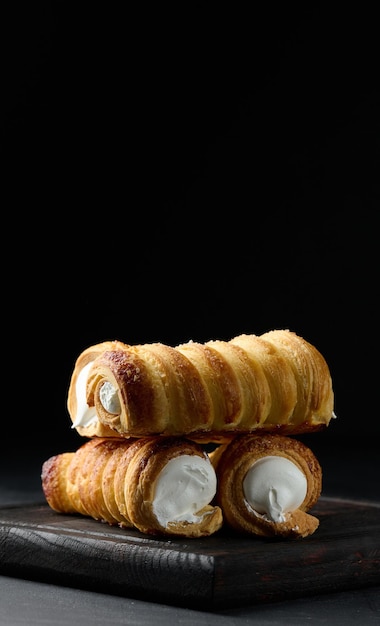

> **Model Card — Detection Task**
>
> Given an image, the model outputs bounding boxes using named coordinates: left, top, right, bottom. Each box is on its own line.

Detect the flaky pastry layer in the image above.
left=67, top=330, right=335, bottom=442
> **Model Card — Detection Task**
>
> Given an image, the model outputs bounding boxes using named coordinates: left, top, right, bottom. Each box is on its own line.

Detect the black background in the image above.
left=3, top=4, right=379, bottom=457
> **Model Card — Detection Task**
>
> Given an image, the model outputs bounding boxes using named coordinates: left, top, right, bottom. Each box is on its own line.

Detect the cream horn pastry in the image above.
left=67, top=330, right=335, bottom=441
left=41, top=436, right=223, bottom=538
left=210, top=433, right=322, bottom=538
left=67, top=341, right=128, bottom=438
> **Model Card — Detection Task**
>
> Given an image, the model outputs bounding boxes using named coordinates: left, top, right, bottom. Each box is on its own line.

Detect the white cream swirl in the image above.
left=152, top=455, right=217, bottom=527
left=71, top=361, right=98, bottom=428
left=243, top=455, right=307, bottom=523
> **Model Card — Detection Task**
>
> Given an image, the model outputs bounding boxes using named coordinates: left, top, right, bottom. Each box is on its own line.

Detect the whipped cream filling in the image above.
left=243, top=455, right=307, bottom=523
left=99, top=381, right=121, bottom=414
left=71, top=362, right=99, bottom=428
left=152, top=455, right=217, bottom=527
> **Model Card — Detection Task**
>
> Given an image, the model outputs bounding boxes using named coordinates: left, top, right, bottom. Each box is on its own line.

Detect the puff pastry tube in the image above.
left=67, top=330, right=335, bottom=442
left=67, top=341, right=128, bottom=438
left=210, top=433, right=322, bottom=538
left=41, top=436, right=223, bottom=538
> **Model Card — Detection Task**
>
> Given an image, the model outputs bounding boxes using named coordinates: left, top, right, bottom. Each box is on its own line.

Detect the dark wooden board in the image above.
left=0, top=497, right=379, bottom=609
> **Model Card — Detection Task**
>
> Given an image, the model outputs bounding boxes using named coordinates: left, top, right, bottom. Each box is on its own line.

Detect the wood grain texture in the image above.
left=0, top=497, right=379, bottom=609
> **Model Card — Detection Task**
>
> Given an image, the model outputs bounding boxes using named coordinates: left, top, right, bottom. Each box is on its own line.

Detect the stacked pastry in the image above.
left=42, top=329, right=335, bottom=539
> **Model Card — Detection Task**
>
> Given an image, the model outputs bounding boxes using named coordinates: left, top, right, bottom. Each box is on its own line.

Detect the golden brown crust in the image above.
left=204, top=340, right=272, bottom=430
left=176, top=342, right=243, bottom=431
left=88, top=348, right=167, bottom=437
left=41, top=437, right=223, bottom=538
left=78, top=438, right=130, bottom=524
left=67, top=330, right=334, bottom=441
left=210, top=433, right=322, bottom=538
left=113, top=438, right=148, bottom=527
left=65, top=438, right=103, bottom=516
left=41, top=453, right=76, bottom=513
left=260, top=330, right=334, bottom=428
left=101, top=442, right=136, bottom=525
left=230, top=334, right=297, bottom=425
